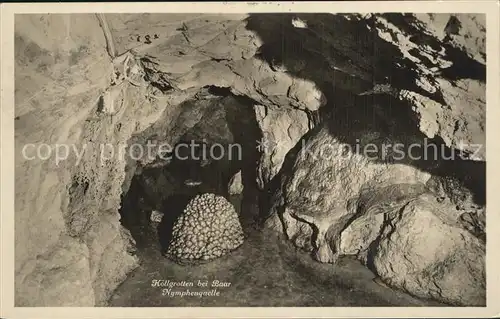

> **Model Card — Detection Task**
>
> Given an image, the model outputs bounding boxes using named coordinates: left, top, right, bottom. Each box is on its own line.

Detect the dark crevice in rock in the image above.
left=157, top=194, right=193, bottom=254
left=65, top=177, right=92, bottom=237
left=96, top=95, right=105, bottom=113
left=364, top=208, right=401, bottom=276
left=439, top=45, right=486, bottom=81
left=292, top=214, right=320, bottom=256
left=201, top=85, right=233, bottom=97
left=140, top=57, right=174, bottom=92
left=383, top=13, right=486, bottom=82
left=210, top=57, right=230, bottom=62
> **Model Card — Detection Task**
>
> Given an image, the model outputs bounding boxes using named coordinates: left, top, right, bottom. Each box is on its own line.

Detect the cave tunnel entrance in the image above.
left=118, top=87, right=263, bottom=259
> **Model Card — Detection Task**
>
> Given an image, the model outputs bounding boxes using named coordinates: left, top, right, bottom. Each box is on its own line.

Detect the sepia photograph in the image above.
left=1, top=1, right=499, bottom=318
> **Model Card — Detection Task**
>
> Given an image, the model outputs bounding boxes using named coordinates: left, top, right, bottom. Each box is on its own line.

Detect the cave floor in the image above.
left=108, top=211, right=444, bottom=307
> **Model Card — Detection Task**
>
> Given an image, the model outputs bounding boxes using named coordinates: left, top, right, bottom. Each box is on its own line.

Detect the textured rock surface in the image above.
left=166, top=193, right=245, bottom=262
left=265, top=123, right=432, bottom=262
left=14, top=14, right=139, bottom=306
left=246, top=13, right=486, bottom=159
left=265, top=119, right=486, bottom=305
left=108, top=13, right=327, bottom=112
left=339, top=214, right=384, bottom=261
left=228, top=170, right=244, bottom=195
left=362, top=13, right=486, bottom=159
left=14, top=12, right=486, bottom=307
left=372, top=194, right=485, bottom=306
left=255, top=104, right=312, bottom=188
left=254, top=12, right=486, bottom=306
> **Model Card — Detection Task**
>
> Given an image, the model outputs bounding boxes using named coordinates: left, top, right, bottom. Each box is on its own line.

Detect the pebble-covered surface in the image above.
left=165, top=193, right=245, bottom=263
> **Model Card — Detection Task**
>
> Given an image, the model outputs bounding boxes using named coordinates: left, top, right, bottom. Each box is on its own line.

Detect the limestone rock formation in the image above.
left=247, top=13, right=485, bottom=159
left=228, top=170, right=244, bottom=195
left=256, top=13, right=486, bottom=306
left=166, top=193, right=245, bottom=262
left=13, top=11, right=486, bottom=307
left=15, top=14, right=139, bottom=306
left=371, top=194, right=486, bottom=306
left=265, top=124, right=432, bottom=262
left=255, top=104, right=312, bottom=189
left=356, top=13, right=486, bottom=159
left=339, top=213, right=384, bottom=261
left=265, top=120, right=485, bottom=305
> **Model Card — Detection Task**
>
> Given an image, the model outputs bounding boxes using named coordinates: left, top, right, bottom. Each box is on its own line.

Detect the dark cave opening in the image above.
left=118, top=89, right=264, bottom=259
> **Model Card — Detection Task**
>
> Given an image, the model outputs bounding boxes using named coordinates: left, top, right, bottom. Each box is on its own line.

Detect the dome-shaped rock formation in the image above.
left=165, top=193, right=245, bottom=263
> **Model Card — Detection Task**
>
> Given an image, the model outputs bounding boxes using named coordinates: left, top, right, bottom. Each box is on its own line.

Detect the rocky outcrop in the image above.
left=245, top=13, right=485, bottom=160
left=258, top=12, right=486, bottom=305
left=371, top=194, right=485, bottom=306
left=228, top=170, right=243, bottom=195
left=255, top=104, right=312, bottom=189
left=370, top=13, right=486, bottom=160
left=15, top=14, right=201, bottom=306
left=265, top=117, right=486, bottom=305
left=368, top=13, right=486, bottom=159
left=265, top=123, right=432, bottom=261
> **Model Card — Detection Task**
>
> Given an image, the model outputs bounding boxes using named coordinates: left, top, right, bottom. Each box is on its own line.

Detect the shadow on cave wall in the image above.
left=222, top=93, right=264, bottom=227
left=157, top=193, right=193, bottom=254
left=245, top=13, right=485, bottom=205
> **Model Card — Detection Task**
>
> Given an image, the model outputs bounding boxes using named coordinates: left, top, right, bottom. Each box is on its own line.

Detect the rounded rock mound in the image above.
left=165, top=193, right=245, bottom=263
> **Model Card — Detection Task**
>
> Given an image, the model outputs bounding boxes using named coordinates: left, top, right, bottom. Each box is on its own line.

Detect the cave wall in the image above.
left=255, top=104, right=312, bottom=189
left=245, top=13, right=485, bottom=159
left=264, top=116, right=486, bottom=305
left=14, top=13, right=326, bottom=306
left=15, top=14, right=111, bottom=306
left=260, top=14, right=486, bottom=306
left=14, top=12, right=486, bottom=307
left=14, top=14, right=200, bottom=306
